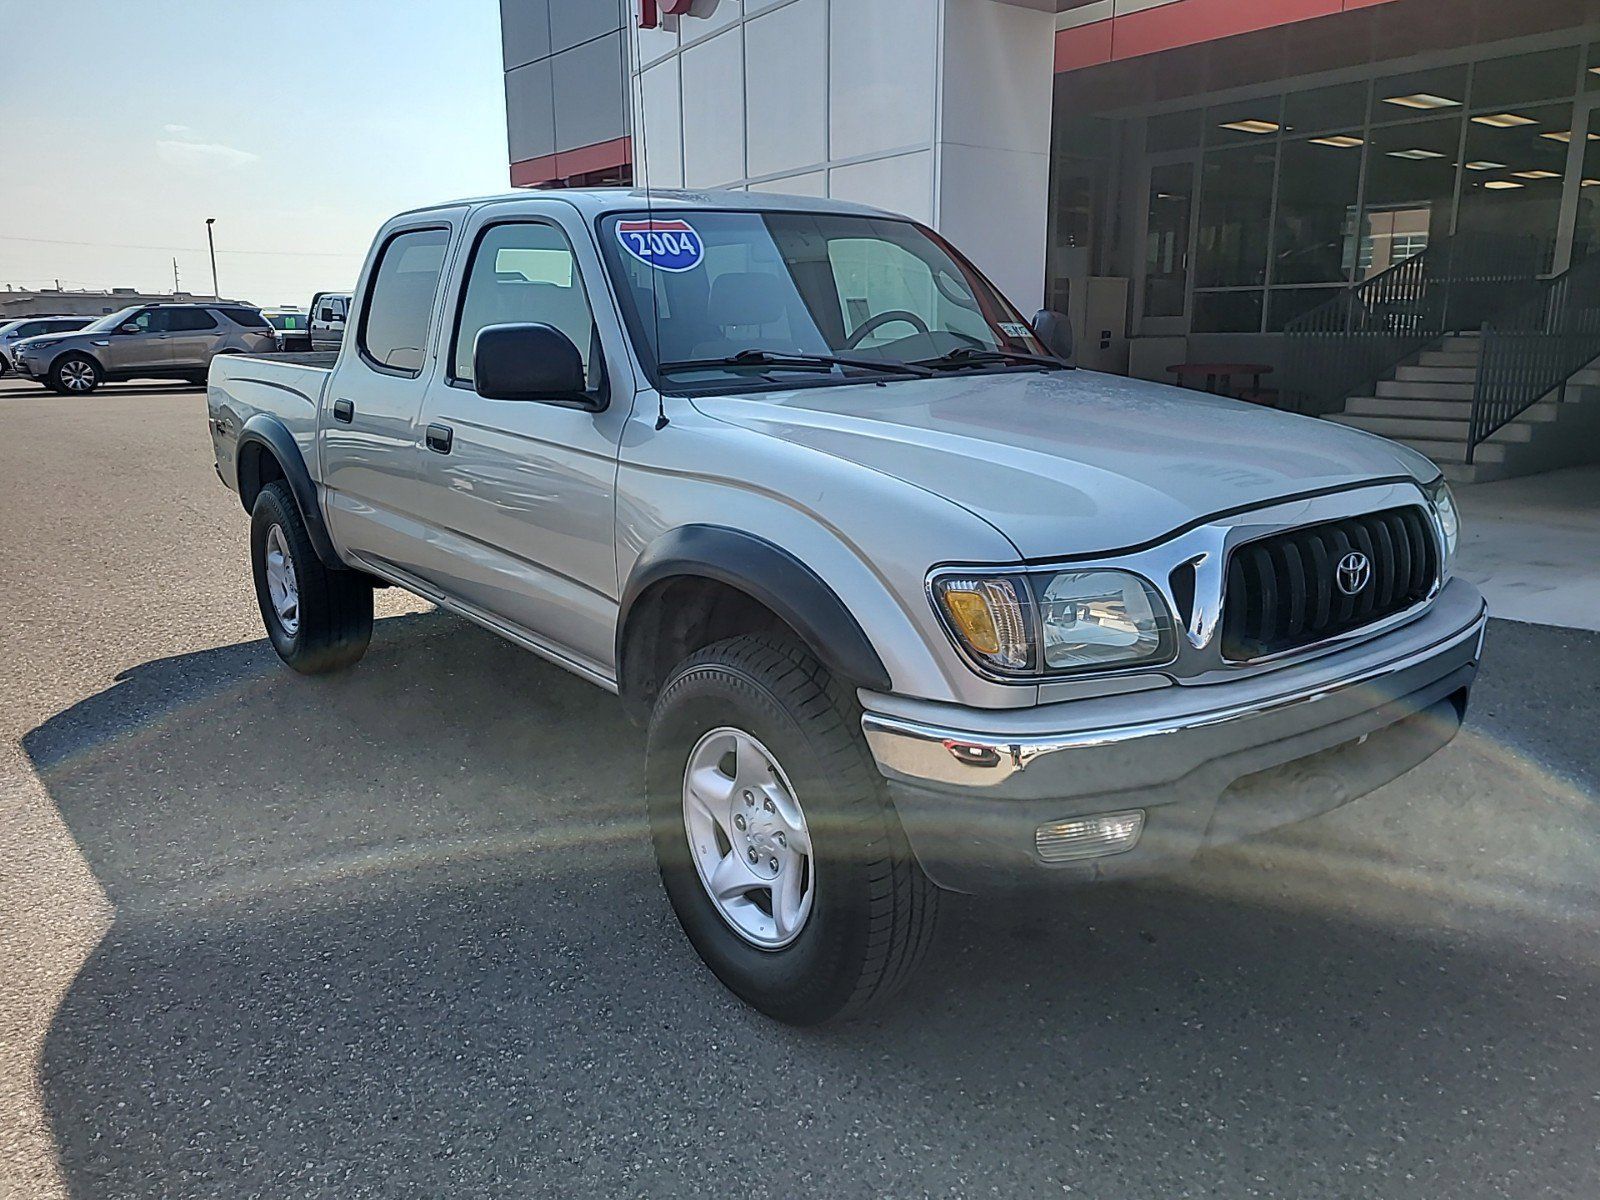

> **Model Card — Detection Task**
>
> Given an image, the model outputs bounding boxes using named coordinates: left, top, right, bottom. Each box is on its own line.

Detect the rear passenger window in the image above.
left=361, top=229, right=450, bottom=373
left=218, top=307, right=269, bottom=328
left=452, top=221, right=598, bottom=387
left=168, top=309, right=219, bottom=331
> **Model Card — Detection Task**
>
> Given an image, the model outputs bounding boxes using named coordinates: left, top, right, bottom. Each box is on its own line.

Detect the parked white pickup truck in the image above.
left=208, top=189, right=1484, bottom=1023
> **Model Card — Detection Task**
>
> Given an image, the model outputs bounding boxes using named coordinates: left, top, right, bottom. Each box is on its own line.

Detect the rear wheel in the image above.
left=250, top=480, right=373, bottom=674
left=51, top=354, right=101, bottom=395
left=646, top=634, right=939, bottom=1024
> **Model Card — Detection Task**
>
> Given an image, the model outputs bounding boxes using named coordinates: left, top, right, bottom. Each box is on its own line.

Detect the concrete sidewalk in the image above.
left=1453, top=464, right=1600, bottom=633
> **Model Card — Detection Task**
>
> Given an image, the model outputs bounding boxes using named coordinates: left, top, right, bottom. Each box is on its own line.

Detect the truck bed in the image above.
left=208, top=350, right=337, bottom=493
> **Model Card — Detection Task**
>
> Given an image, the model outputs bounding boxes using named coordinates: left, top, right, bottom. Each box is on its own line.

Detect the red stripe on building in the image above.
left=1055, top=0, right=1404, bottom=71
left=511, top=136, right=633, bottom=187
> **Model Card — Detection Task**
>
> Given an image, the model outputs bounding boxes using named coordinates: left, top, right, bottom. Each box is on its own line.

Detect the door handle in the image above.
left=425, top=423, right=453, bottom=454
left=332, top=398, right=354, bottom=423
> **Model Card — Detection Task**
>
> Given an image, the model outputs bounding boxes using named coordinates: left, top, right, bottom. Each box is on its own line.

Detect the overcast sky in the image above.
left=0, top=0, right=509, bottom=307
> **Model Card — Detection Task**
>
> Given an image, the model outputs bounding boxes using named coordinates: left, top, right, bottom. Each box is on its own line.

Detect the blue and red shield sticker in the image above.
left=616, top=218, right=705, bottom=273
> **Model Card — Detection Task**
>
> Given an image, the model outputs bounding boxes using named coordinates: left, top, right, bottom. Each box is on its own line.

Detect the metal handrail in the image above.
left=1283, top=232, right=1551, bottom=416
left=1468, top=250, right=1600, bottom=463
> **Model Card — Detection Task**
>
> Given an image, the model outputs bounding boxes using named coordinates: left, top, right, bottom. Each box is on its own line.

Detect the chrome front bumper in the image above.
left=862, top=579, right=1487, bottom=892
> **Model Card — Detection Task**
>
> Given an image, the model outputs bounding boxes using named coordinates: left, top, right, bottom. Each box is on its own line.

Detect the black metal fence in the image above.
left=1283, top=232, right=1550, bottom=416
left=1468, top=251, right=1600, bottom=463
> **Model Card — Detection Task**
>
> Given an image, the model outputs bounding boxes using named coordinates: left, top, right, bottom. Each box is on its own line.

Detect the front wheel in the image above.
left=51, top=354, right=101, bottom=395
left=646, top=634, right=939, bottom=1024
left=250, top=481, right=373, bottom=674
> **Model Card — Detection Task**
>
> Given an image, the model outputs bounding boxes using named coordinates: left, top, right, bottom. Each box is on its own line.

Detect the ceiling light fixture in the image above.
left=1383, top=93, right=1461, bottom=110
left=1483, top=180, right=1525, bottom=190
left=1309, top=135, right=1365, bottom=148
left=1387, top=148, right=1447, bottom=160
left=1464, top=160, right=1508, bottom=170
left=1472, top=113, right=1538, bottom=128
left=1511, top=169, right=1561, bottom=179
left=1540, top=130, right=1600, bottom=143
left=1218, top=119, right=1280, bottom=135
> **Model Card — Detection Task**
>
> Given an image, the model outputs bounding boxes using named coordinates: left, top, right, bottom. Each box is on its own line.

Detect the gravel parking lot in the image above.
left=3, top=375, right=1600, bottom=1198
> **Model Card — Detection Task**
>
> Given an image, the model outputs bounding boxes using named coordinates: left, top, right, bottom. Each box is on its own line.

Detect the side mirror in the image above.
left=473, top=322, right=593, bottom=405
left=119, top=322, right=141, bottom=335
left=1031, top=309, right=1073, bottom=363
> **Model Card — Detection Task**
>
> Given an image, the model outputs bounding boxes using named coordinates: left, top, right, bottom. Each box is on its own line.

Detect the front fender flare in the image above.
left=618, top=526, right=893, bottom=694
left=235, top=413, right=345, bottom=571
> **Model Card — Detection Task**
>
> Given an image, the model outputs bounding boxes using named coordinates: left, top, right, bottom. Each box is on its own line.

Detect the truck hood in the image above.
left=690, top=369, right=1436, bottom=560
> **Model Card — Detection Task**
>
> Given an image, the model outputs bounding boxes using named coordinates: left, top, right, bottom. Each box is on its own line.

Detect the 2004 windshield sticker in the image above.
left=616, top=218, right=705, bottom=272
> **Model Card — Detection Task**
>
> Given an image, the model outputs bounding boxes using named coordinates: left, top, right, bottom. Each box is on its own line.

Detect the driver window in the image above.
left=452, top=221, right=599, bottom=387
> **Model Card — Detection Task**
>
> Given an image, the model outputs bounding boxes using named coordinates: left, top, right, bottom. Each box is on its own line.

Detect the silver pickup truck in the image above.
left=208, top=189, right=1485, bottom=1024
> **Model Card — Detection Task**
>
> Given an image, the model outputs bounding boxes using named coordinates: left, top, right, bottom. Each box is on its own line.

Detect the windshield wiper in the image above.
left=910, top=346, right=1071, bottom=372
left=659, top=349, right=933, bottom=378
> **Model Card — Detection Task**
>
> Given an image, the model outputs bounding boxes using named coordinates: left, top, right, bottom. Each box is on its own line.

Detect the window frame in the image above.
left=169, top=308, right=220, bottom=332
left=356, top=223, right=453, bottom=380
left=445, top=217, right=608, bottom=404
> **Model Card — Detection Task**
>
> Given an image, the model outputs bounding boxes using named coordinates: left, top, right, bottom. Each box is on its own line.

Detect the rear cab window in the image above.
left=359, top=230, right=451, bottom=375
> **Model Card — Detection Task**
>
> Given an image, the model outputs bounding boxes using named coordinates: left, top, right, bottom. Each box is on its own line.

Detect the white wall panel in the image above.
left=638, top=57, right=685, bottom=187
left=829, top=0, right=937, bottom=162
left=829, top=150, right=933, bottom=224
left=745, top=0, right=828, bottom=179
left=937, top=141, right=1050, bottom=309
left=750, top=170, right=828, bottom=196
left=680, top=28, right=747, bottom=186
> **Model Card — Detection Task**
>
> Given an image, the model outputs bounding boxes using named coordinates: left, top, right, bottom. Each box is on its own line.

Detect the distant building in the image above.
left=0, top=287, right=247, bottom=320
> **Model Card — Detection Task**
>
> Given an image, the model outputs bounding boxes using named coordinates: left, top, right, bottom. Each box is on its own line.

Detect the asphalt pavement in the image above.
left=2, top=375, right=1599, bottom=1199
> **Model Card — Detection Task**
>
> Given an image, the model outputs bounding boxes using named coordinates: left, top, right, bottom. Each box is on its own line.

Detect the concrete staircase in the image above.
left=1327, top=335, right=1600, bottom=483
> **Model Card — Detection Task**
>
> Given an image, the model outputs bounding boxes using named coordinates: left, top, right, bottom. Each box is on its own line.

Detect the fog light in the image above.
left=1035, top=810, right=1145, bottom=863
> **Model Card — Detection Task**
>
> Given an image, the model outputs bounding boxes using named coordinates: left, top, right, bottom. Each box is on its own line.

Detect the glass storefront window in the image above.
left=1268, top=286, right=1345, bottom=332
left=1285, top=82, right=1368, bottom=136
left=1371, top=65, right=1468, bottom=123
left=1273, top=135, right=1363, bottom=284
left=1207, top=96, right=1285, bottom=146
left=1142, top=162, right=1194, bottom=319
left=1472, top=47, right=1580, bottom=109
left=1196, top=144, right=1276, bottom=288
left=1456, top=100, right=1573, bottom=271
left=1573, top=107, right=1600, bottom=263
left=1192, top=290, right=1263, bottom=333
left=1146, top=110, right=1202, bottom=153
left=1359, top=116, right=1460, bottom=277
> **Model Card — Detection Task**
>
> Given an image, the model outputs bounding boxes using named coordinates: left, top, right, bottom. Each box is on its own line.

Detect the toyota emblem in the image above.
left=1336, top=551, right=1372, bottom=596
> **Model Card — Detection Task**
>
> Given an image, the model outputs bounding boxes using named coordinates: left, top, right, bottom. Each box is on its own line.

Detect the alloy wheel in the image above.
left=263, top=524, right=300, bottom=636
left=682, top=726, right=815, bottom=949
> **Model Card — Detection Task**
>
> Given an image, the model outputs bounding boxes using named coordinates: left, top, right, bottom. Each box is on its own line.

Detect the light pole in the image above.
left=205, top=218, right=219, bottom=299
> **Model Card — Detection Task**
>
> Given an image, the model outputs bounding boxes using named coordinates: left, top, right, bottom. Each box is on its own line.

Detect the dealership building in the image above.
left=500, top=0, right=1600, bottom=481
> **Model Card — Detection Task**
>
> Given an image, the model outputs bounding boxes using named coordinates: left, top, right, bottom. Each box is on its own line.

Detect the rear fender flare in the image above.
left=235, top=413, right=345, bottom=571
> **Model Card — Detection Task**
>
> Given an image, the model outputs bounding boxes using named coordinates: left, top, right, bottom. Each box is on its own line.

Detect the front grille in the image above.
left=1221, top=505, right=1439, bottom=662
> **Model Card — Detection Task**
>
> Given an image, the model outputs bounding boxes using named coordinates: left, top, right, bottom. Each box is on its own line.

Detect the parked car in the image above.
left=264, top=307, right=310, bottom=352
left=12, top=303, right=276, bottom=393
left=207, top=190, right=1484, bottom=1025
left=0, top=316, right=91, bottom=375
left=307, top=291, right=350, bottom=350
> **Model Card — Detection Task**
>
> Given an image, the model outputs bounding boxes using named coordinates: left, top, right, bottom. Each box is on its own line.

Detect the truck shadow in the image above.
left=25, top=616, right=1600, bottom=1198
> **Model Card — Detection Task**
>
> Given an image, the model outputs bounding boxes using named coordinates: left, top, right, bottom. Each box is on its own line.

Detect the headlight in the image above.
left=1424, top=477, right=1460, bottom=565
left=931, top=568, right=1175, bottom=678
left=22, top=339, right=59, bottom=354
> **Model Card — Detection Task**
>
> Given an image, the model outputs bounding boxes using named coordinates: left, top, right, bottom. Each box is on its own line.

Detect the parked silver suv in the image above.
left=0, top=316, right=90, bottom=374
left=12, top=303, right=276, bottom=394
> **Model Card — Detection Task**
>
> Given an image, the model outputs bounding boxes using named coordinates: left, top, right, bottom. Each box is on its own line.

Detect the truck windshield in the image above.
left=599, top=210, right=1057, bottom=389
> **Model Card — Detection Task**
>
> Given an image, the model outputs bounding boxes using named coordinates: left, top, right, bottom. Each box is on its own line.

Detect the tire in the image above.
left=249, top=480, right=373, bottom=674
left=50, top=353, right=101, bottom=395
left=646, top=633, right=939, bottom=1025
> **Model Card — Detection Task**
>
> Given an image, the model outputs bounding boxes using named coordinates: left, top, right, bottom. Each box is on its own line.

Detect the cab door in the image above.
left=165, top=307, right=221, bottom=370
left=409, top=205, right=635, bottom=680
left=103, top=308, right=176, bottom=374
left=319, top=217, right=463, bottom=580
